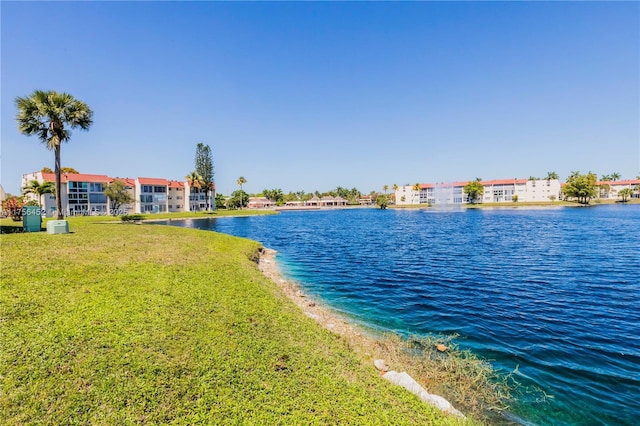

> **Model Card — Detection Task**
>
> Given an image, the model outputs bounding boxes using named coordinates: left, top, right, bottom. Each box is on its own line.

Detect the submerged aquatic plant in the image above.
left=373, top=333, right=517, bottom=423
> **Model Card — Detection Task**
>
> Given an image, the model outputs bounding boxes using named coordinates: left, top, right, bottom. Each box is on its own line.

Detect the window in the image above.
left=90, top=183, right=103, bottom=192
left=154, top=186, right=166, bottom=193
left=140, top=195, right=153, bottom=203
left=89, top=194, right=107, bottom=203
left=141, top=185, right=153, bottom=193
left=69, top=181, right=88, bottom=192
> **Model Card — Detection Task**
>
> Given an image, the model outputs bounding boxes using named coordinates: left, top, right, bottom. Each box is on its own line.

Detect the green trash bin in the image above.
left=23, top=206, right=42, bottom=232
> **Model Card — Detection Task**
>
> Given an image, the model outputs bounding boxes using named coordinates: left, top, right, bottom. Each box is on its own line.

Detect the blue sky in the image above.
left=2, top=1, right=638, bottom=195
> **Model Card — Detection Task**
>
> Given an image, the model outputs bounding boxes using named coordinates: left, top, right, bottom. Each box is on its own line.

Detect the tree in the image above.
left=412, top=183, right=421, bottom=204
left=383, top=184, right=389, bottom=194
left=195, top=143, right=214, bottom=210
left=236, top=176, right=247, bottom=210
left=562, top=171, right=597, bottom=204
left=263, top=188, right=284, bottom=205
left=61, top=167, right=79, bottom=174
left=104, top=180, right=134, bottom=215
left=186, top=171, right=204, bottom=211
left=600, top=174, right=611, bottom=182
left=2, top=196, right=24, bottom=221
left=546, top=172, right=559, bottom=181
left=376, top=194, right=389, bottom=209
left=22, top=180, right=55, bottom=209
left=237, top=176, right=247, bottom=191
left=16, top=90, right=93, bottom=219
left=611, top=172, right=621, bottom=181
left=186, top=171, right=203, bottom=190
left=215, top=193, right=227, bottom=209
left=618, top=188, right=633, bottom=202
left=228, top=190, right=248, bottom=209
left=41, top=167, right=53, bottom=173
left=392, top=184, right=399, bottom=192
left=463, top=178, right=484, bottom=204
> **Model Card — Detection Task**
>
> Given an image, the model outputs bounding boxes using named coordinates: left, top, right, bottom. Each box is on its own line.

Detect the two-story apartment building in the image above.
left=595, top=180, right=640, bottom=199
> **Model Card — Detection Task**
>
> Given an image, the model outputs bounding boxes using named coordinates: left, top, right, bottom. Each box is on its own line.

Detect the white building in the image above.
left=595, top=179, right=640, bottom=199
left=21, top=171, right=214, bottom=216
left=395, top=178, right=562, bottom=206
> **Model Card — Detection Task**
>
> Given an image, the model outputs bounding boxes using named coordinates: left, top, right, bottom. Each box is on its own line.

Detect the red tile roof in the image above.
left=596, top=179, right=640, bottom=185
left=110, top=177, right=136, bottom=187
left=481, top=178, right=528, bottom=185
left=417, top=178, right=541, bottom=189
left=168, top=180, right=185, bottom=189
left=42, top=172, right=111, bottom=183
left=138, top=177, right=169, bottom=185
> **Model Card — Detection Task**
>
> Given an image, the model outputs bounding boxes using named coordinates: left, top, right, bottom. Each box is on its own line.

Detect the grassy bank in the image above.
left=1, top=217, right=478, bottom=424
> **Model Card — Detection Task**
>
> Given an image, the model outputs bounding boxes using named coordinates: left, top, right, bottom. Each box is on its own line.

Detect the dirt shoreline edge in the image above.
left=258, top=248, right=378, bottom=348
left=257, top=247, right=466, bottom=419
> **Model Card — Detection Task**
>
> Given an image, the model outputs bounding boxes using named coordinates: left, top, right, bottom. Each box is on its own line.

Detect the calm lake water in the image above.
left=155, top=205, right=640, bottom=425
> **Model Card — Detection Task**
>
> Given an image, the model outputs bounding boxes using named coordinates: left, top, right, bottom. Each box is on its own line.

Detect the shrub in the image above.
left=2, top=197, right=24, bottom=221
left=120, top=214, right=146, bottom=222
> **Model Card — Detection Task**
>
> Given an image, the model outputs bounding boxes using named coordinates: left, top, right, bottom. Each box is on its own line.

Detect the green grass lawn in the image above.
left=1, top=217, right=474, bottom=425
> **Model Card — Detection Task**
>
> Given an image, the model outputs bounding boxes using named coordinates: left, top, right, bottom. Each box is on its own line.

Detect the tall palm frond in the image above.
left=22, top=180, right=55, bottom=209
left=15, top=90, right=93, bottom=219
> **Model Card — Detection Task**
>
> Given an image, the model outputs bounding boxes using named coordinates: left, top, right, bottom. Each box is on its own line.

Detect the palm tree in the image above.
left=186, top=171, right=204, bottom=211
left=412, top=183, right=421, bottom=204
left=611, top=172, right=621, bottom=181
left=237, top=176, right=247, bottom=210
left=16, top=90, right=93, bottom=219
left=546, top=172, right=559, bottom=181
left=383, top=184, right=389, bottom=194
left=186, top=171, right=203, bottom=188
left=22, top=180, right=55, bottom=209
left=618, top=188, right=633, bottom=202
left=601, top=174, right=611, bottom=182
left=237, top=176, right=247, bottom=192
